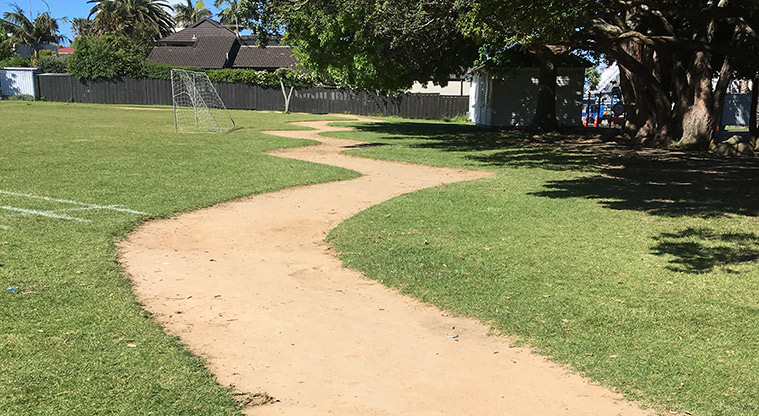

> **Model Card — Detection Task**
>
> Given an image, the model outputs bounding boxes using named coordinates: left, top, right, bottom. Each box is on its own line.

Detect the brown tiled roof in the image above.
left=159, top=18, right=235, bottom=44
left=231, top=46, right=297, bottom=69
left=148, top=36, right=236, bottom=69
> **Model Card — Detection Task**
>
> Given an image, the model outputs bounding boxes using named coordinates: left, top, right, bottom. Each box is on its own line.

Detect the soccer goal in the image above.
left=171, top=69, right=235, bottom=133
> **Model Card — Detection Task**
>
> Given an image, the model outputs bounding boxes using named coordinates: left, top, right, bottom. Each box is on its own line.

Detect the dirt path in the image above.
left=119, top=116, right=653, bottom=415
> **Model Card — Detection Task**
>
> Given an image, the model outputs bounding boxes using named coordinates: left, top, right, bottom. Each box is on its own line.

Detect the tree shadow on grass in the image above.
left=354, top=123, right=759, bottom=215
left=652, top=228, right=759, bottom=273
left=351, top=122, right=527, bottom=152
left=351, top=121, right=615, bottom=171
left=531, top=155, right=759, bottom=218
left=353, top=121, right=759, bottom=273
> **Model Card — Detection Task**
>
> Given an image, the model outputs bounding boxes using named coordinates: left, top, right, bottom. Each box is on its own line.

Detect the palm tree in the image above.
left=174, top=0, right=212, bottom=28
left=88, top=0, right=176, bottom=38
left=71, top=17, right=94, bottom=38
left=214, top=0, right=241, bottom=33
left=3, top=4, right=64, bottom=58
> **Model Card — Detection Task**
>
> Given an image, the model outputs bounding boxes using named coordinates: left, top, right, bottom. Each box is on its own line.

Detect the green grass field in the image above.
left=0, top=102, right=357, bottom=415
left=325, top=121, right=759, bottom=416
left=2, top=102, right=758, bottom=416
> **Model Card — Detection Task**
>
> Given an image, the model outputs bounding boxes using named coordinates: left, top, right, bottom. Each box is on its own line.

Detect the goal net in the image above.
left=171, top=69, right=235, bottom=133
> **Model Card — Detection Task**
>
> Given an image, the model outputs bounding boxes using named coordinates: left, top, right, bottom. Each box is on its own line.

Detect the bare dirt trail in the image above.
left=119, top=116, right=653, bottom=415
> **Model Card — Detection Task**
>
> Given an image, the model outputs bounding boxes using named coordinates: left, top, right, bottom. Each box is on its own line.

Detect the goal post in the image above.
left=171, top=69, right=235, bottom=133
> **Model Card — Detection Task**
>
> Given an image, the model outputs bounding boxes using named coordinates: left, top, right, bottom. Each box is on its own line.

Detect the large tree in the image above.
left=270, top=0, right=580, bottom=130
left=173, top=0, right=212, bottom=27
left=575, top=0, right=759, bottom=148
left=257, top=0, right=759, bottom=146
left=2, top=3, right=65, bottom=58
left=88, top=0, right=175, bottom=38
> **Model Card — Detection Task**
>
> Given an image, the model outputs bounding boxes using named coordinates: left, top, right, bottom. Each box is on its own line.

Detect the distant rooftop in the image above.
left=148, top=18, right=297, bottom=70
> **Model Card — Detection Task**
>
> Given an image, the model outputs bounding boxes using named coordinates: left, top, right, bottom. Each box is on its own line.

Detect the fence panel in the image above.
left=35, top=75, right=469, bottom=119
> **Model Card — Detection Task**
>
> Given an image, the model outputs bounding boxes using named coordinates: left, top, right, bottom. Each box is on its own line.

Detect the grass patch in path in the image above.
left=0, top=102, right=358, bottom=415
left=325, top=119, right=759, bottom=416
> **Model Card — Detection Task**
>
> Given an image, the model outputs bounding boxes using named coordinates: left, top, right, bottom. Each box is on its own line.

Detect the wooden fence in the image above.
left=35, top=74, right=469, bottom=119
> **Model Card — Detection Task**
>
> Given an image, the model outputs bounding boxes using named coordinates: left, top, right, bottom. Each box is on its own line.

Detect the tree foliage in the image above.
left=2, top=3, right=65, bottom=58
left=87, top=0, right=175, bottom=38
left=36, top=54, right=69, bottom=73
left=173, top=0, right=212, bottom=27
left=67, top=33, right=148, bottom=79
left=0, top=30, right=15, bottom=61
left=238, top=0, right=280, bottom=43
left=214, top=0, right=242, bottom=33
left=71, top=17, right=95, bottom=38
left=274, top=0, right=477, bottom=91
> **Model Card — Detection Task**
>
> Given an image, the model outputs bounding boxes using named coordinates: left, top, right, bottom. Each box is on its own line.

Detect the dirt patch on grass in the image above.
left=110, top=106, right=171, bottom=111
left=118, top=115, right=653, bottom=415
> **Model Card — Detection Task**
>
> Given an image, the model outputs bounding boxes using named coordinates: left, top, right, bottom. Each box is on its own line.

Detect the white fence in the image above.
left=0, top=67, right=37, bottom=98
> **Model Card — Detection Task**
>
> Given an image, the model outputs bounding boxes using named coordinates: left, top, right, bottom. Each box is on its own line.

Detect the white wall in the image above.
left=0, top=67, right=36, bottom=98
left=469, top=73, right=491, bottom=127
left=469, top=68, right=585, bottom=128
left=409, top=80, right=471, bottom=96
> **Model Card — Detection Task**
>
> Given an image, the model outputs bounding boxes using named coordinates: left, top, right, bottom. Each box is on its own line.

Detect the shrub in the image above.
left=37, top=49, right=56, bottom=58
left=441, top=114, right=470, bottom=123
left=67, top=34, right=145, bottom=79
left=0, top=55, right=32, bottom=68
left=5, top=94, right=34, bottom=101
left=0, top=31, right=14, bottom=61
left=36, top=54, right=69, bottom=73
left=206, top=68, right=318, bottom=88
left=207, top=68, right=278, bottom=86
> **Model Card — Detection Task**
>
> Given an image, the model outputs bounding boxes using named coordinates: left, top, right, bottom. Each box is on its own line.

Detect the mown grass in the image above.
left=0, top=102, right=358, bottom=415
left=325, top=120, right=759, bottom=416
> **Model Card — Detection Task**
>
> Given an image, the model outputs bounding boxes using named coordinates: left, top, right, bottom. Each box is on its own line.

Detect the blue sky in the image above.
left=2, top=0, right=227, bottom=45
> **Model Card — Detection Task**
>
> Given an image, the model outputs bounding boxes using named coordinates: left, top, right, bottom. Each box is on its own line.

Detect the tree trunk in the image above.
left=750, top=78, right=759, bottom=138
left=280, top=80, right=294, bottom=113
left=612, top=40, right=676, bottom=146
left=529, top=54, right=560, bottom=132
left=678, top=52, right=716, bottom=149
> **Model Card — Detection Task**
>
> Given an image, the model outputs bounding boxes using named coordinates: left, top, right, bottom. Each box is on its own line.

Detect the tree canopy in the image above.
left=214, top=0, right=242, bottom=33
left=88, top=0, right=175, bottom=38
left=274, top=0, right=477, bottom=91
left=174, top=0, right=212, bottom=27
left=2, top=3, right=65, bottom=58
left=266, top=0, right=759, bottom=147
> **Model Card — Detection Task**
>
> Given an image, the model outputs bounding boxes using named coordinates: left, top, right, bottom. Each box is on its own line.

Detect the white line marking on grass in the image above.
left=0, top=206, right=92, bottom=223
left=54, top=206, right=120, bottom=213
left=0, top=190, right=147, bottom=215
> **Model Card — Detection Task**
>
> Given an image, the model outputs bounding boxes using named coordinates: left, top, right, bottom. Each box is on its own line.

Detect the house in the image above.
left=147, top=18, right=296, bottom=70
left=469, top=53, right=590, bottom=128
left=1, top=18, right=58, bottom=58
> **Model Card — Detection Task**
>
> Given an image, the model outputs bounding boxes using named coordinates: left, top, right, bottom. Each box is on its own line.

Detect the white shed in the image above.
left=0, top=67, right=37, bottom=98
left=469, top=67, right=586, bottom=128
